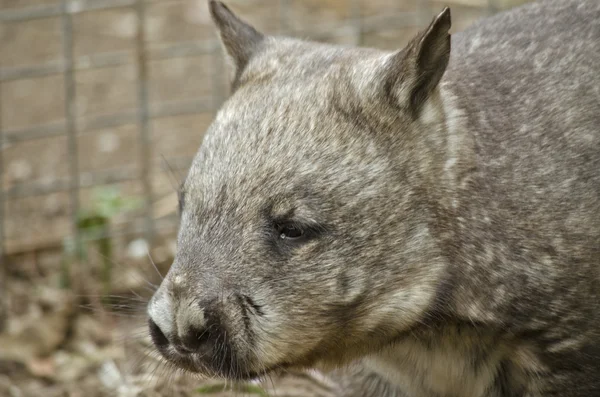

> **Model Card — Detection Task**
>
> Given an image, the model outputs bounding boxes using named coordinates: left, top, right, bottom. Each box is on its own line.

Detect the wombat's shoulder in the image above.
left=450, top=0, right=600, bottom=61
left=446, top=0, right=600, bottom=92
left=443, top=0, right=600, bottom=149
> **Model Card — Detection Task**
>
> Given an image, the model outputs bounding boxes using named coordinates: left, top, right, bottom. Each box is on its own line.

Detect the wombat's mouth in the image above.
left=159, top=349, right=291, bottom=381
left=151, top=336, right=292, bottom=381
left=147, top=298, right=298, bottom=380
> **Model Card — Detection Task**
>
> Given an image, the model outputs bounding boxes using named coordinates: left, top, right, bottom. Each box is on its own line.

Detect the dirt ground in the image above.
left=0, top=256, right=337, bottom=397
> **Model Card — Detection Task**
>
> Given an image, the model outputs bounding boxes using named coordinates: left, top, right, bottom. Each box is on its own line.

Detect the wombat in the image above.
left=146, top=0, right=600, bottom=395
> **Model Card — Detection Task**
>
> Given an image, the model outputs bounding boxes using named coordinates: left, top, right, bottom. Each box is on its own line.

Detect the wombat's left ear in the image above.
left=385, top=7, right=451, bottom=117
left=209, top=1, right=265, bottom=83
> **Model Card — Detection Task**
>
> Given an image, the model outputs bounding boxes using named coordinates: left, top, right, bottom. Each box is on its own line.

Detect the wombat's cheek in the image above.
left=334, top=267, right=371, bottom=305
left=248, top=293, right=348, bottom=362
left=249, top=317, right=324, bottom=369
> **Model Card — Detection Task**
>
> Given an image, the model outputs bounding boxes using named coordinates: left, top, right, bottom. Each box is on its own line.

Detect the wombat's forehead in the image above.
left=182, top=47, right=391, bottom=209
left=203, top=82, right=342, bottom=155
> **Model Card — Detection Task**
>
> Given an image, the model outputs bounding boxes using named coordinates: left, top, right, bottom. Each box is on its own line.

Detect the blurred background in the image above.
left=1, top=0, right=533, bottom=396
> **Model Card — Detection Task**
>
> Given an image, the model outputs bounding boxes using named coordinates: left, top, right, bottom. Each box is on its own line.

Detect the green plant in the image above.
left=61, top=186, right=142, bottom=297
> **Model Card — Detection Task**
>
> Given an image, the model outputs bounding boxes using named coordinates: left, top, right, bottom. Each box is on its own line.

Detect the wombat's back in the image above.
left=448, top=0, right=600, bottom=151
left=445, top=0, right=600, bottom=250
left=438, top=0, right=600, bottom=339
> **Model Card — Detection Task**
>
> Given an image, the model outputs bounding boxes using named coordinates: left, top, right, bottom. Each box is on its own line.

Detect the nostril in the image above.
left=180, top=325, right=213, bottom=352
left=148, top=318, right=170, bottom=349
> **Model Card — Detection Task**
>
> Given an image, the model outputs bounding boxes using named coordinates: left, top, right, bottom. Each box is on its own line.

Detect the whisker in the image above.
left=147, top=250, right=165, bottom=281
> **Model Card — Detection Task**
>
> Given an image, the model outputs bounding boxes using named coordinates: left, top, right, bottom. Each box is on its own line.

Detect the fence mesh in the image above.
left=0, top=0, right=530, bottom=264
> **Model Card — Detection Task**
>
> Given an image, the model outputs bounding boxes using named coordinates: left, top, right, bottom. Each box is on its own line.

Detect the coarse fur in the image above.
left=147, top=0, right=600, bottom=396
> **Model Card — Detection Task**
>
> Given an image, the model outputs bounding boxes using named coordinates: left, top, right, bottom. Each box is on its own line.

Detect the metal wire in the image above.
left=61, top=0, right=81, bottom=257
left=135, top=0, right=155, bottom=242
left=0, top=56, right=5, bottom=299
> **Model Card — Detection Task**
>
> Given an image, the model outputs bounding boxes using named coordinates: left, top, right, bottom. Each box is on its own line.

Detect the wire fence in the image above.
left=0, top=0, right=511, bottom=263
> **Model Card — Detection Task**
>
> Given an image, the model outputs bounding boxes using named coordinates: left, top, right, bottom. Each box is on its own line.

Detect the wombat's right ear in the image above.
left=209, top=1, right=265, bottom=83
left=384, top=7, right=451, bottom=118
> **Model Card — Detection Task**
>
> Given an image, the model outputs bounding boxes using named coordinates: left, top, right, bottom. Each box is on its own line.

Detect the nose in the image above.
left=148, top=295, right=221, bottom=355
left=148, top=316, right=215, bottom=353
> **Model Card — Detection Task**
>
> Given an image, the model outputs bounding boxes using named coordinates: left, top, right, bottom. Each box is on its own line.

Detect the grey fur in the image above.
left=147, top=0, right=600, bottom=395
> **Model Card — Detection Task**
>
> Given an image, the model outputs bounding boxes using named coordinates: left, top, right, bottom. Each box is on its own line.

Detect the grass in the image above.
left=196, top=382, right=270, bottom=396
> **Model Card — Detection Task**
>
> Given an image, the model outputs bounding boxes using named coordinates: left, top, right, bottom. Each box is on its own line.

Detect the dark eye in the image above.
left=277, top=224, right=304, bottom=240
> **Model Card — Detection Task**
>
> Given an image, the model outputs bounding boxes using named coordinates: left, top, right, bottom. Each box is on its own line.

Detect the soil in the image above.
left=0, top=259, right=334, bottom=397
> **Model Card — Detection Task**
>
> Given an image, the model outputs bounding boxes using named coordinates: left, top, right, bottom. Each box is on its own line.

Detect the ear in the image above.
left=385, top=7, right=451, bottom=117
left=209, top=1, right=265, bottom=82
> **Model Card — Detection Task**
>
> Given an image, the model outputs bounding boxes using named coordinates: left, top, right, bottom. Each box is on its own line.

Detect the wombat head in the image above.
left=147, top=0, right=453, bottom=380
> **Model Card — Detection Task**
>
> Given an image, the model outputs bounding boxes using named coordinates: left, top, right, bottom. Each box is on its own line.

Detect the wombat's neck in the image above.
left=362, top=324, right=533, bottom=397
left=420, top=81, right=563, bottom=334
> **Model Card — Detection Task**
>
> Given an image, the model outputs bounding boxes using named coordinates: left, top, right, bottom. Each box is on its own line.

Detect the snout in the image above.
left=146, top=281, right=263, bottom=379
left=147, top=298, right=218, bottom=356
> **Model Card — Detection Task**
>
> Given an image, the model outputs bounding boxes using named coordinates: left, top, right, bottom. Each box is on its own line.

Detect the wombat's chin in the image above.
left=155, top=347, right=295, bottom=381
left=191, top=361, right=294, bottom=382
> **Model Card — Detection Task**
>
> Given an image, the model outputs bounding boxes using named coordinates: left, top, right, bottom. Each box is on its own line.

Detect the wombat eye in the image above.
left=277, top=224, right=304, bottom=240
